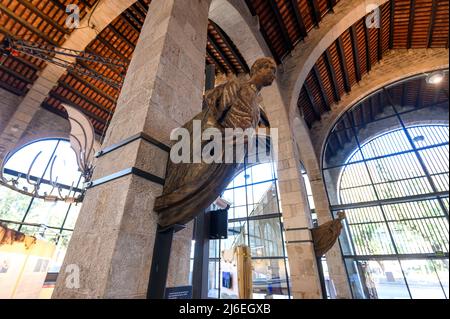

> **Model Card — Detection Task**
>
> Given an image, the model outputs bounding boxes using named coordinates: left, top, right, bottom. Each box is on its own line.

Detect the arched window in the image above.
left=322, top=72, right=449, bottom=299
left=0, top=138, right=83, bottom=274
left=207, top=162, right=291, bottom=299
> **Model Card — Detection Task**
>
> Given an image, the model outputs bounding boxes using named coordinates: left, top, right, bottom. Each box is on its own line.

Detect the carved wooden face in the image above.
left=252, top=63, right=276, bottom=87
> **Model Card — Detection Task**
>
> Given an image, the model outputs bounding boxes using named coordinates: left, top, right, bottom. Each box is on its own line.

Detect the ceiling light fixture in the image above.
left=425, top=71, right=445, bottom=84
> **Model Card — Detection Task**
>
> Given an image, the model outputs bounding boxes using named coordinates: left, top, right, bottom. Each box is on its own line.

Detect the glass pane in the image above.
left=23, top=198, right=71, bottom=229
left=432, top=259, right=449, bottom=299
left=359, top=128, right=411, bottom=160
left=247, top=162, right=275, bottom=184
left=62, top=203, right=81, bottom=230
left=247, top=181, right=274, bottom=206
left=407, top=125, right=449, bottom=148
left=209, top=238, right=220, bottom=259
left=419, top=145, right=449, bottom=192
left=348, top=222, right=396, bottom=255
left=222, top=221, right=247, bottom=251
left=248, top=218, right=283, bottom=257
left=366, top=152, right=433, bottom=199
left=47, top=230, right=72, bottom=273
left=345, top=258, right=366, bottom=298
left=4, top=139, right=58, bottom=178
left=252, top=258, right=289, bottom=299
left=383, top=200, right=449, bottom=254
left=248, top=183, right=278, bottom=216
left=208, top=260, right=219, bottom=298
left=42, top=142, right=82, bottom=186
left=0, top=186, right=31, bottom=223
left=357, top=260, right=410, bottom=299
left=401, top=259, right=446, bottom=299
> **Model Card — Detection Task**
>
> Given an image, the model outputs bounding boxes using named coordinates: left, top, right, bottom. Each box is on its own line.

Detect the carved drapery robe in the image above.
left=154, top=78, right=269, bottom=228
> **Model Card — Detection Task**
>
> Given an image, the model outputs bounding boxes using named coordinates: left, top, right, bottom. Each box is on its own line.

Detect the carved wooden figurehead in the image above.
left=153, top=57, right=277, bottom=228
left=311, top=211, right=346, bottom=257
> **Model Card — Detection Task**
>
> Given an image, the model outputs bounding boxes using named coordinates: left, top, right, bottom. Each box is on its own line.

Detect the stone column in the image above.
left=262, top=83, right=323, bottom=299
left=52, top=0, right=211, bottom=298
left=293, top=116, right=352, bottom=299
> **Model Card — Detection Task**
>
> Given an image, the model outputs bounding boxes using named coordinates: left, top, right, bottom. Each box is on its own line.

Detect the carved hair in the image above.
left=250, top=57, right=276, bottom=77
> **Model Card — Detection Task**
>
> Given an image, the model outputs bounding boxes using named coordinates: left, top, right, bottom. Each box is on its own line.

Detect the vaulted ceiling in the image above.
left=323, top=70, right=449, bottom=163
left=0, top=0, right=249, bottom=135
left=0, top=0, right=449, bottom=136
left=294, top=0, right=449, bottom=128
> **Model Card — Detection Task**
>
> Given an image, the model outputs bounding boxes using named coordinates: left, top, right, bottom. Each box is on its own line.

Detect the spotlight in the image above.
left=426, top=71, right=444, bottom=84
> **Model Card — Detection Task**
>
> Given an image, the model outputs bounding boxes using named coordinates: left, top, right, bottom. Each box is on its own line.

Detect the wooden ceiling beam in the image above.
left=135, top=1, right=148, bottom=15
left=0, top=3, right=59, bottom=46
left=66, top=71, right=117, bottom=104
left=327, top=0, right=337, bottom=11
left=324, top=49, right=340, bottom=102
left=16, top=0, right=70, bottom=35
left=336, top=37, right=351, bottom=93
left=303, top=82, right=321, bottom=120
left=289, top=0, right=308, bottom=38
left=108, top=24, right=136, bottom=52
left=77, top=58, right=123, bottom=86
left=312, top=65, right=330, bottom=110
left=123, top=11, right=143, bottom=31
left=377, top=26, right=383, bottom=61
left=389, top=0, right=395, bottom=49
left=308, top=0, right=322, bottom=26
left=210, top=22, right=249, bottom=73
left=130, top=4, right=146, bottom=23
left=368, top=96, right=375, bottom=122
left=407, top=0, right=416, bottom=49
left=48, top=92, right=108, bottom=125
left=0, top=81, right=26, bottom=96
left=427, top=0, right=437, bottom=48
left=120, top=14, right=141, bottom=34
left=350, top=25, right=362, bottom=82
left=268, top=0, right=293, bottom=52
left=401, top=82, right=407, bottom=106
left=0, top=64, right=34, bottom=84
left=57, top=81, right=112, bottom=115
left=244, top=0, right=281, bottom=63
left=48, top=0, right=67, bottom=12
left=363, top=19, right=372, bottom=72
left=207, top=35, right=236, bottom=74
left=137, top=0, right=149, bottom=11
left=95, top=34, right=130, bottom=64
left=206, top=50, right=226, bottom=74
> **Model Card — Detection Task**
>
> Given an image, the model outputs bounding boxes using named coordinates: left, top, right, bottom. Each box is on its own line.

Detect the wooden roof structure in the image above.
left=0, top=0, right=249, bottom=135
left=0, top=0, right=449, bottom=136
left=324, top=70, right=449, bottom=163
left=294, top=0, right=449, bottom=128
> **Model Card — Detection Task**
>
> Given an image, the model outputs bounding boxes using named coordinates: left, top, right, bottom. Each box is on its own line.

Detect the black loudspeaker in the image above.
left=208, top=209, right=228, bottom=239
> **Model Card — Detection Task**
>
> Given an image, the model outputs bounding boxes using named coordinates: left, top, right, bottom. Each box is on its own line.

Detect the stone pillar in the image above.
left=293, top=116, right=352, bottom=299
left=52, top=0, right=211, bottom=298
left=262, top=84, right=323, bottom=299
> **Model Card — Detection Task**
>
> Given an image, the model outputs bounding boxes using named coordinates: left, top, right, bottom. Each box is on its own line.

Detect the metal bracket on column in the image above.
left=86, top=167, right=165, bottom=189
left=95, top=132, right=170, bottom=158
left=147, top=223, right=186, bottom=299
